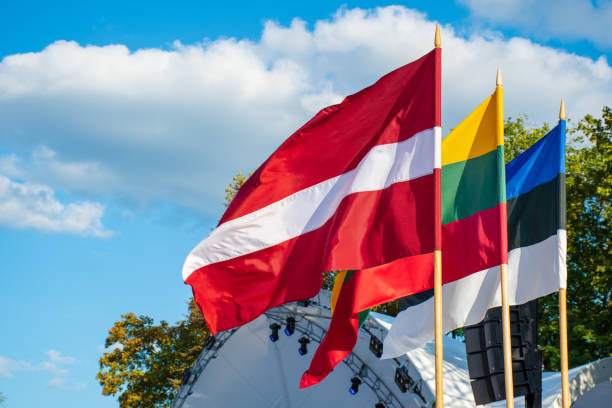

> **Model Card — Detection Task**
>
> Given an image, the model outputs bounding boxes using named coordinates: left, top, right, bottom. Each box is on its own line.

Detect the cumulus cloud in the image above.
left=0, top=350, right=77, bottom=378
left=46, top=350, right=77, bottom=365
left=0, top=6, right=610, bottom=218
left=97, top=342, right=123, bottom=353
left=0, top=356, right=30, bottom=377
left=459, top=0, right=612, bottom=49
left=47, top=377, right=66, bottom=388
left=0, top=174, right=111, bottom=237
left=47, top=377, right=85, bottom=390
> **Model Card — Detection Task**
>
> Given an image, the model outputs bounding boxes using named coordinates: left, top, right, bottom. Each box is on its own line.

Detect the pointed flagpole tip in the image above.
left=435, top=24, right=441, bottom=48
left=496, top=67, right=503, bottom=87
left=559, top=99, right=566, bottom=120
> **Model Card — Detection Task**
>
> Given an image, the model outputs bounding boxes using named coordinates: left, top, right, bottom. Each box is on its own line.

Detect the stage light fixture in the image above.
left=394, top=365, right=414, bottom=393
left=298, top=336, right=310, bottom=355
left=269, top=323, right=281, bottom=342
left=284, top=316, right=296, bottom=336
left=349, top=377, right=362, bottom=395
left=369, top=334, right=383, bottom=357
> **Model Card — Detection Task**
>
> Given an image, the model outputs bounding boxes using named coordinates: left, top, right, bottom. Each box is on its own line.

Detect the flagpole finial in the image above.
left=496, top=67, right=503, bottom=87
left=559, top=99, right=566, bottom=120
left=435, top=24, right=441, bottom=48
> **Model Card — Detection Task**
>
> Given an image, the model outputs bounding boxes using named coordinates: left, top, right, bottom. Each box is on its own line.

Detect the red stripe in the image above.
left=441, top=203, right=507, bottom=283
left=220, top=50, right=438, bottom=224
left=300, top=252, right=434, bottom=388
left=187, top=175, right=435, bottom=334
left=433, top=167, right=442, bottom=250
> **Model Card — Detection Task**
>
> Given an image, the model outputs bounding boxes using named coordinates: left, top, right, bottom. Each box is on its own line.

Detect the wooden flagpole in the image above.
left=558, top=99, right=571, bottom=408
left=497, top=68, right=515, bottom=408
left=433, top=23, right=444, bottom=408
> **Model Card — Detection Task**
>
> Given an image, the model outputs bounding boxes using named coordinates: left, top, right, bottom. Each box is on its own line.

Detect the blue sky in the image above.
left=0, top=1, right=610, bottom=407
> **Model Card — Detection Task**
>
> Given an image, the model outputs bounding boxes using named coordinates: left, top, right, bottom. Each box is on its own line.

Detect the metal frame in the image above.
left=171, top=300, right=430, bottom=408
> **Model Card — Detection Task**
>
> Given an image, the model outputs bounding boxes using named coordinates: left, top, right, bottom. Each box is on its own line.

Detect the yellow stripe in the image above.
left=442, top=87, right=503, bottom=166
left=330, top=270, right=347, bottom=314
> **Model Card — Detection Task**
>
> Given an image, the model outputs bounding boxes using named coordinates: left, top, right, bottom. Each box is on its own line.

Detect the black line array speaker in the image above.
left=464, top=299, right=542, bottom=407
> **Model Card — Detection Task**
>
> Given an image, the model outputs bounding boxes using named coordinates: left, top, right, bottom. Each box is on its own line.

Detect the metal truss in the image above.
left=171, top=300, right=430, bottom=408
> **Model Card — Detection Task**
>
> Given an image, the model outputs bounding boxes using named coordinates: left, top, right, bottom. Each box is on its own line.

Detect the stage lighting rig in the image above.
left=269, top=323, right=281, bottom=342
left=349, top=376, right=362, bottom=395
left=369, top=334, right=383, bottom=357
left=284, top=316, right=296, bottom=336
left=394, top=365, right=414, bottom=393
left=298, top=337, right=310, bottom=355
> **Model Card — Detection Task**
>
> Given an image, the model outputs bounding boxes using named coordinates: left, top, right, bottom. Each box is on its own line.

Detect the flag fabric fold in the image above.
left=383, top=118, right=566, bottom=358
left=300, top=255, right=435, bottom=388
left=297, top=47, right=442, bottom=388
left=183, top=48, right=441, bottom=336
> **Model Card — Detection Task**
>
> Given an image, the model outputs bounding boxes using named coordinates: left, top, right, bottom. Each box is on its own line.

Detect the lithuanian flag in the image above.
left=440, top=84, right=507, bottom=283
left=384, top=84, right=508, bottom=357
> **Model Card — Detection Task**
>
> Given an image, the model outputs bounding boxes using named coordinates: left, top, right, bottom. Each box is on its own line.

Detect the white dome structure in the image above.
left=171, top=291, right=611, bottom=408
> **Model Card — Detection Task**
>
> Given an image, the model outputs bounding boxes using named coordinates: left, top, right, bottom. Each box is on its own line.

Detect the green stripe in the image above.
left=507, top=174, right=565, bottom=251
left=342, top=270, right=355, bottom=284
left=441, top=146, right=505, bottom=225
left=342, top=270, right=370, bottom=326
left=357, top=309, right=370, bottom=326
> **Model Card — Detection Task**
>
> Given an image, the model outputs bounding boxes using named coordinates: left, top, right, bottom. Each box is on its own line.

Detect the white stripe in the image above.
left=382, top=232, right=565, bottom=359
left=434, top=126, right=441, bottom=169
left=183, top=127, right=438, bottom=281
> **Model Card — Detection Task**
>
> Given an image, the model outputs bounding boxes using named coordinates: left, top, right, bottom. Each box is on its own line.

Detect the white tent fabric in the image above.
left=173, top=292, right=610, bottom=408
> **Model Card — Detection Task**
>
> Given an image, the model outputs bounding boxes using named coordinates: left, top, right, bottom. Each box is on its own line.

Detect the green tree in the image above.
left=96, top=300, right=209, bottom=408
left=224, top=172, right=248, bottom=205
left=504, top=107, right=611, bottom=370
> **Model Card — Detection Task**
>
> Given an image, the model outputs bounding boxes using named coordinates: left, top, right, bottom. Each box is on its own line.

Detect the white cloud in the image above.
left=47, top=377, right=85, bottom=390
left=35, top=361, right=68, bottom=376
left=0, top=6, right=610, bottom=218
left=97, top=342, right=123, bottom=353
left=0, top=350, right=77, bottom=378
left=46, top=350, right=76, bottom=365
left=0, top=174, right=111, bottom=237
left=47, top=377, right=66, bottom=388
left=459, top=0, right=612, bottom=49
left=0, top=356, right=31, bottom=377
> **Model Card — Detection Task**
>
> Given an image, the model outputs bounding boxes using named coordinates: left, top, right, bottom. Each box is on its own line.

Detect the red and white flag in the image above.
left=183, top=49, right=441, bottom=335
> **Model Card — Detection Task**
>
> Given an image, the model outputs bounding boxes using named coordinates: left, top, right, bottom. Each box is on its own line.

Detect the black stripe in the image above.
left=399, top=289, right=434, bottom=311
left=507, top=173, right=566, bottom=251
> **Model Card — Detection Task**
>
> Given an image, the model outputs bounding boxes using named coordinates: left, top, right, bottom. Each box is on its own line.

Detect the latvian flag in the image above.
left=183, top=48, right=442, bottom=336
left=383, top=116, right=566, bottom=358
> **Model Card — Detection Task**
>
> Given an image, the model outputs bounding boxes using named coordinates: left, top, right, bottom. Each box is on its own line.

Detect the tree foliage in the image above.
left=504, top=107, right=611, bottom=370
left=97, top=300, right=209, bottom=408
left=223, top=172, right=248, bottom=206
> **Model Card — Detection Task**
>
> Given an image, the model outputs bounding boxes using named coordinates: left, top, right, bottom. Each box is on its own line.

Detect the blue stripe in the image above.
left=506, top=120, right=566, bottom=200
